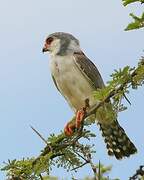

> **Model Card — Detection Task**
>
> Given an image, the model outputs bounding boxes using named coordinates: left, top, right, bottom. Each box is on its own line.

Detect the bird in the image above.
left=42, top=32, right=137, bottom=159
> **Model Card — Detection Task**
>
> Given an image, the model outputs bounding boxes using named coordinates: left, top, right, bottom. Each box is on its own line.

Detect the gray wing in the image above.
left=73, top=52, right=105, bottom=90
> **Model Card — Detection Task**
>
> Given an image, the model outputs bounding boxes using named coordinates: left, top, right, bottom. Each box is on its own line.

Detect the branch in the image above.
left=30, top=125, right=48, bottom=145
left=129, top=165, right=144, bottom=179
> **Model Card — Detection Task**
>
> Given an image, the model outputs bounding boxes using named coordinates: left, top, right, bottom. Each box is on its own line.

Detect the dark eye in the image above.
left=46, top=37, right=54, bottom=45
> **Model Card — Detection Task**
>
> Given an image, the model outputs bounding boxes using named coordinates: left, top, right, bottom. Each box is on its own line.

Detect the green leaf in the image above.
left=122, top=0, right=144, bottom=6
left=125, top=13, right=144, bottom=31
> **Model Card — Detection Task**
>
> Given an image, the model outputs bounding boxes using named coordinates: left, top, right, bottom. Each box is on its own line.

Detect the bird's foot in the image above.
left=64, top=99, right=89, bottom=136
left=64, top=108, right=87, bottom=136
left=64, top=120, right=76, bottom=136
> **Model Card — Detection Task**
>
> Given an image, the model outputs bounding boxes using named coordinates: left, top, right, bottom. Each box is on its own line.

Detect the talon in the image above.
left=64, top=122, right=75, bottom=136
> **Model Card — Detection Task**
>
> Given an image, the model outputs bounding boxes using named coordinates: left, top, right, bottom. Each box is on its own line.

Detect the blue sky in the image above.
left=0, top=0, right=143, bottom=179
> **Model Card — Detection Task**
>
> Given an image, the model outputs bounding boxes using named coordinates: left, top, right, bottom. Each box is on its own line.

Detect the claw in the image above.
left=64, top=122, right=75, bottom=136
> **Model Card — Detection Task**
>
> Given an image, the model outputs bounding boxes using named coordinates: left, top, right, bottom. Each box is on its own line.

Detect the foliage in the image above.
left=122, top=0, right=144, bottom=6
left=122, top=0, right=144, bottom=30
left=93, top=58, right=144, bottom=122
left=125, top=13, right=144, bottom=30
left=1, top=130, right=97, bottom=179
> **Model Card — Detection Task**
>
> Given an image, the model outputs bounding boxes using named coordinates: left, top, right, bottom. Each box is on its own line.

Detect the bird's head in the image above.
left=42, top=32, right=81, bottom=56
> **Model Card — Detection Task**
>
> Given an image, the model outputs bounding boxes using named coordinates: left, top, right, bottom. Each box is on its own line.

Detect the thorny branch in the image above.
left=74, top=142, right=98, bottom=180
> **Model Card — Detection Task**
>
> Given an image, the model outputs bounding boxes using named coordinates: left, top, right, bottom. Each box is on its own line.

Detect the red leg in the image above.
left=64, top=99, right=90, bottom=136
left=64, top=109, right=85, bottom=136
left=75, top=109, right=85, bottom=129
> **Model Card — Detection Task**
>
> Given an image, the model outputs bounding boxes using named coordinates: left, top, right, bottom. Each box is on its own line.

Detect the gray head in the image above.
left=42, top=32, right=81, bottom=56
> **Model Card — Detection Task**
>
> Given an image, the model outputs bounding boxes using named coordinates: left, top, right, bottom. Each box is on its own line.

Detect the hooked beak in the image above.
left=42, top=47, right=49, bottom=53
left=42, top=43, right=50, bottom=53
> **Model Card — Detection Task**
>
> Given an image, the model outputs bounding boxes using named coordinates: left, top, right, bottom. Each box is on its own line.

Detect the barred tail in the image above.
left=98, top=120, right=137, bottom=159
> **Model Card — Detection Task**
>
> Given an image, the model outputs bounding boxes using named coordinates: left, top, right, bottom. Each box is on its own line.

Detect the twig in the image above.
left=71, top=162, right=88, bottom=171
left=123, top=93, right=131, bottom=105
left=39, top=174, right=43, bottom=180
left=30, top=125, right=48, bottom=145
left=73, top=150, right=88, bottom=162
left=30, top=125, right=53, bottom=153
left=87, top=153, right=97, bottom=180
left=72, top=142, right=98, bottom=179
left=98, top=160, right=101, bottom=180
left=129, top=165, right=144, bottom=179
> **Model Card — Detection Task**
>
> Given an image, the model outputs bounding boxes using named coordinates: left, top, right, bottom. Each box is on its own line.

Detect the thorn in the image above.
left=30, top=125, right=48, bottom=145
left=98, top=160, right=101, bottom=180
left=123, top=93, right=131, bottom=105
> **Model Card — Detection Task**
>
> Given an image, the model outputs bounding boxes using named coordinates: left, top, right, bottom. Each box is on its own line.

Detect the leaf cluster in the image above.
left=122, top=0, right=144, bottom=6
left=125, top=13, right=144, bottom=30
left=122, top=0, right=144, bottom=30
left=1, top=130, right=96, bottom=179
left=93, top=58, right=144, bottom=122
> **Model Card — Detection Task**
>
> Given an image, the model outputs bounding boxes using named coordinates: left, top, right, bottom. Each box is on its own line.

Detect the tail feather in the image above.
left=98, top=120, right=137, bottom=159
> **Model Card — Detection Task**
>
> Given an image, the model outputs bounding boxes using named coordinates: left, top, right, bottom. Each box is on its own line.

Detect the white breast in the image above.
left=50, top=54, right=96, bottom=112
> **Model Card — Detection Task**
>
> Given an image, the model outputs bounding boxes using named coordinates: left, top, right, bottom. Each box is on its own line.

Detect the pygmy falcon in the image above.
left=42, top=32, right=137, bottom=159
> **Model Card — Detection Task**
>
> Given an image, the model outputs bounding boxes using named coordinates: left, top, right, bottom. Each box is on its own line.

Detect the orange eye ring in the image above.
left=46, top=37, right=54, bottom=45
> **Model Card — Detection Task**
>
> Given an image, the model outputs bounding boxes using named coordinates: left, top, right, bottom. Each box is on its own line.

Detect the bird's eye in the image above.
left=46, top=37, right=54, bottom=45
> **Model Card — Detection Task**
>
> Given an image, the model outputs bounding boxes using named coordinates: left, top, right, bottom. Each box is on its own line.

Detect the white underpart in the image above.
left=50, top=54, right=96, bottom=112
